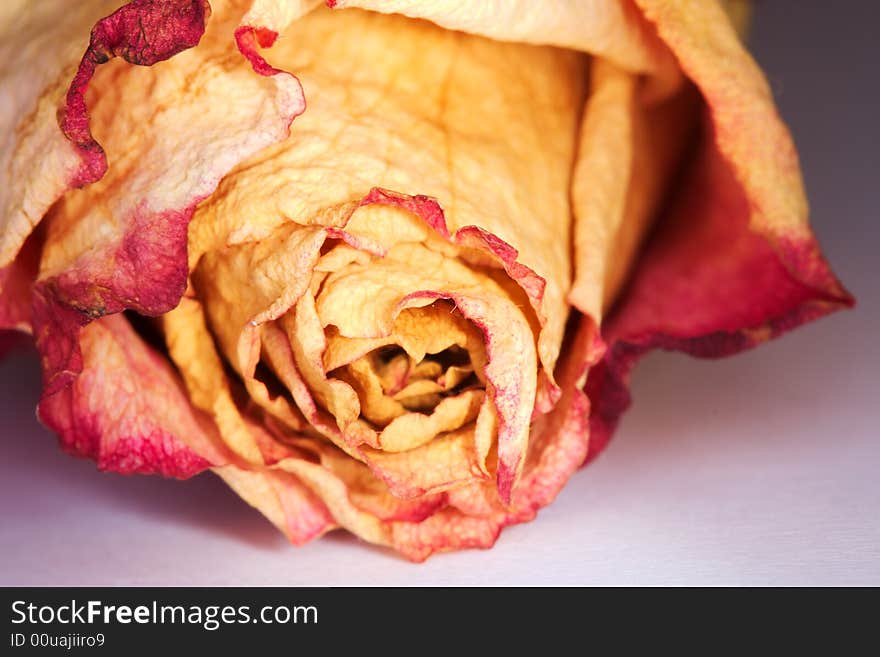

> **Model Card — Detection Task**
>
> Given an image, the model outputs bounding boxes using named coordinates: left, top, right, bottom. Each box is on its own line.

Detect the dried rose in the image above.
left=0, top=0, right=851, bottom=560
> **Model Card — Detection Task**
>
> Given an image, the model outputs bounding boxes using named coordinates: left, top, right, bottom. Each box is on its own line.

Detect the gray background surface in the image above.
left=1, top=1, right=877, bottom=585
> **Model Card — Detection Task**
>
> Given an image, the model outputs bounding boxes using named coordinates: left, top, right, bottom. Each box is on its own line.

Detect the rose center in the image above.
left=324, top=300, right=485, bottom=437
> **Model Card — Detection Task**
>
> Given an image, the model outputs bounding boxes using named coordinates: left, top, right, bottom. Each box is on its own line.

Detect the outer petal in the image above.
left=568, top=57, right=697, bottom=322
left=1, top=0, right=306, bottom=409
left=584, top=0, right=854, bottom=459
left=328, top=0, right=680, bottom=91
left=58, top=0, right=212, bottom=186
left=161, top=296, right=338, bottom=543
left=0, top=0, right=120, bottom=267
left=163, top=296, right=267, bottom=466
left=37, top=314, right=228, bottom=477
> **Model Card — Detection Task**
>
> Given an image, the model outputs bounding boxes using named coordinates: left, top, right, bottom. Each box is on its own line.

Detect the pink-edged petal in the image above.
left=59, top=0, right=212, bottom=186
left=25, top=0, right=306, bottom=410
left=1, top=0, right=120, bottom=268
left=37, top=313, right=228, bottom=478
left=584, top=1, right=854, bottom=462
left=586, top=135, right=852, bottom=460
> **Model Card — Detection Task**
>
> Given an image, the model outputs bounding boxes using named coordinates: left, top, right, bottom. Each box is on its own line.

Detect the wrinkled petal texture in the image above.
left=38, top=313, right=229, bottom=477
left=1, top=0, right=306, bottom=474
left=0, top=0, right=851, bottom=561
left=172, top=7, right=594, bottom=558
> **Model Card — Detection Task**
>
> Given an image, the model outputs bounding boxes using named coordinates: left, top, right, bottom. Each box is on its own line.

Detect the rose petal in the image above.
left=262, top=319, right=359, bottom=444
left=214, top=465, right=335, bottom=546
left=583, top=0, right=854, bottom=460
left=307, top=447, right=448, bottom=523
left=0, top=0, right=120, bottom=267
left=568, top=57, right=698, bottom=322
left=8, top=0, right=305, bottom=406
left=376, top=390, right=484, bottom=453
left=162, top=296, right=266, bottom=466
left=59, top=0, right=212, bottom=186
left=0, top=229, right=42, bottom=336
left=37, top=313, right=227, bottom=477
left=327, top=301, right=481, bottom=367
left=393, top=316, right=601, bottom=561
left=328, top=0, right=680, bottom=88
left=362, top=426, right=488, bottom=497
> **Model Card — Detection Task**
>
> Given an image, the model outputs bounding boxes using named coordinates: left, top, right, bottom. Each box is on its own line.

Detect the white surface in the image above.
left=0, top=4, right=877, bottom=585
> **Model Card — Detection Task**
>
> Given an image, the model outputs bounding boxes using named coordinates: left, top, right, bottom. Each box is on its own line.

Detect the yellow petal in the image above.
left=163, top=296, right=264, bottom=465
left=378, top=390, right=484, bottom=453
left=329, top=0, right=679, bottom=86
left=363, top=426, right=487, bottom=497
left=569, top=58, right=697, bottom=321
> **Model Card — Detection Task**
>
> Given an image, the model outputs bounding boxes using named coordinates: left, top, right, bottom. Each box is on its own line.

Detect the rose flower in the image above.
left=0, top=0, right=851, bottom=560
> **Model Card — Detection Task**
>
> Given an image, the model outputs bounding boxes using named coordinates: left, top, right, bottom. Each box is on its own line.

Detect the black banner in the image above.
left=1, top=587, right=869, bottom=650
